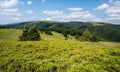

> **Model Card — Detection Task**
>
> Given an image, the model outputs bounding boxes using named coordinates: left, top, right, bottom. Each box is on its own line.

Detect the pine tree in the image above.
left=19, top=24, right=41, bottom=41
left=45, top=28, right=53, bottom=35
left=63, top=30, right=68, bottom=40
left=80, top=28, right=92, bottom=41
left=28, top=24, right=41, bottom=41
left=19, top=24, right=29, bottom=41
left=90, top=35, right=99, bottom=42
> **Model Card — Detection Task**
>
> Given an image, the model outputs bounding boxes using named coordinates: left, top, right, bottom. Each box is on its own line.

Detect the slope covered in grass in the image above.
left=0, top=29, right=120, bottom=72
left=0, top=29, right=76, bottom=41
left=0, top=29, right=21, bottom=40
left=0, top=40, right=120, bottom=72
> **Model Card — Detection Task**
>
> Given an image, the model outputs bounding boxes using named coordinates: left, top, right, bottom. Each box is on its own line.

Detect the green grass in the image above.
left=0, top=29, right=120, bottom=72
left=0, top=29, right=76, bottom=41
left=91, top=22, right=104, bottom=26
left=0, top=29, right=21, bottom=40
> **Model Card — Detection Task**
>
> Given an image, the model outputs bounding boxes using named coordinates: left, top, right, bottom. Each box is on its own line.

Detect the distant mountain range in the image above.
left=1, top=20, right=120, bottom=42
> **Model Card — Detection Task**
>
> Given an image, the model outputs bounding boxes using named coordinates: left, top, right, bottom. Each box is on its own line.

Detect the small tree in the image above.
left=90, top=34, right=104, bottom=42
left=80, top=28, right=92, bottom=41
left=90, top=35, right=99, bottom=42
left=75, top=34, right=80, bottom=40
left=63, top=30, right=69, bottom=40
left=19, top=24, right=41, bottom=41
left=45, top=28, right=53, bottom=35
left=28, top=24, right=41, bottom=41
left=19, top=24, right=29, bottom=41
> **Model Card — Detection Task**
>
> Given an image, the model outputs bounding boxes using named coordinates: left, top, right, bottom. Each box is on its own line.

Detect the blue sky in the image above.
left=0, top=0, right=120, bottom=24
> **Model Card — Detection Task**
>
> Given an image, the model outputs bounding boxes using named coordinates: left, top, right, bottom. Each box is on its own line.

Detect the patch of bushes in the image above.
left=19, top=24, right=41, bottom=41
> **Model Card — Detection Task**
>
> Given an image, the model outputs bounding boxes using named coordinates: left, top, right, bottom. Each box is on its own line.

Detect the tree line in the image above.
left=19, top=24, right=102, bottom=42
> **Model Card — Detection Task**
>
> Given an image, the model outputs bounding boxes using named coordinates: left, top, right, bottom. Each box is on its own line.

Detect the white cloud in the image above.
left=42, top=0, right=45, bottom=2
left=94, top=0, right=120, bottom=24
left=114, top=1, right=120, bottom=7
left=67, top=8, right=82, bottom=11
left=109, top=0, right=113, bottom=3
left=13, top=17, right=21, bottom=21
left=27, top=1, right=32, bottom=5
left=43, top=10, right=102, bottom=22
left=109, top=14, right=120, bottom=17
left=3, top=8, right=18, bottom=12
left=0, top=8, right=22, bottom=16
left=95, top=4, right=109, bottom=10
left=0, top=0, right=23, bottom=16
left=105, top=0, right=120, bottom=24
left=105, top=0, right=120, bottom=14
left=67, top=11, right=88, bottom=19
left=43, top=10, right=63, bottom=15
left=16, top=13, right=23, bottom=16
left=19, top=1, right=24, bottom=4
left=25, top=10, right=34, bottom=14
left=106, top=17, right=120, bottom=21
left=106, top=7, right=120, bottom=13
left=0, top=0, right=19, bottom=8
left=41, top=17, right=52, bottom=20
left=0, top=0, right=24, bottom=24
left=31, top=17, right=35, bottom=19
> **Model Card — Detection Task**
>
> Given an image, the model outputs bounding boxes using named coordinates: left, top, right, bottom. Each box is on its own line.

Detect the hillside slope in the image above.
left=0, top=29, right=120, bottom=72
left=0, top=29, right=76, bottom=42
left=0, top=29, right=21, bottom=40
left=1, top=21, right=120, bottom=42
left=0, top=38, right=120, bottom=72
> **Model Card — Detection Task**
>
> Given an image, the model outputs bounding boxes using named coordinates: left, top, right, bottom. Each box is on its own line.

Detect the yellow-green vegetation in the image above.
left=0, top=29, right=21, bottom=40
left=0, top=29, right=120, bottom=72
left=91, top=22, right=104, bottom=26
left=0, top=29, right=76, bottom=41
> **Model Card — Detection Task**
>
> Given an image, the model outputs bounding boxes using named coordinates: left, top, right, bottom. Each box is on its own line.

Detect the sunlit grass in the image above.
left=0, top=29, right=21, bottom=40
left=0, top=40, right=120, bottom=72
left=0, top=29, right=120, bottom=72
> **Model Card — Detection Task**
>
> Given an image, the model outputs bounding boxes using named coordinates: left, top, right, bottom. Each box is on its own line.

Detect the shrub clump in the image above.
left=19, top=24, right=41, bottom=41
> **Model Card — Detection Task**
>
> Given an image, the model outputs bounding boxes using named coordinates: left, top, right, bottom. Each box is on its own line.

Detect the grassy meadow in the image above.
left=0, top=29, right=120, bottom=72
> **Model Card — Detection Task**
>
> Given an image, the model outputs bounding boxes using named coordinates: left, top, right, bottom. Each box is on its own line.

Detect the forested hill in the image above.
left=1, top=21, right=120, bottom=42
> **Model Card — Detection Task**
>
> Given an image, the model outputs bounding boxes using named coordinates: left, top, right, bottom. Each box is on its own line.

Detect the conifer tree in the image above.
left=90, top=32, right=99, bottom=42
left=28, top=24, right=41, bottom=41
left=19, top=24, right=41, bottom=41
left=63, top=30, right=68, bottom=40
left=80, top=28, right=92, bottom=41
left=19, top=24, right=29, bottom=41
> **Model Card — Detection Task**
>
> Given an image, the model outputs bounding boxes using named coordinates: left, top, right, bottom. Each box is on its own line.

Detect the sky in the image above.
left=0, top=0, right=120, bottom=25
